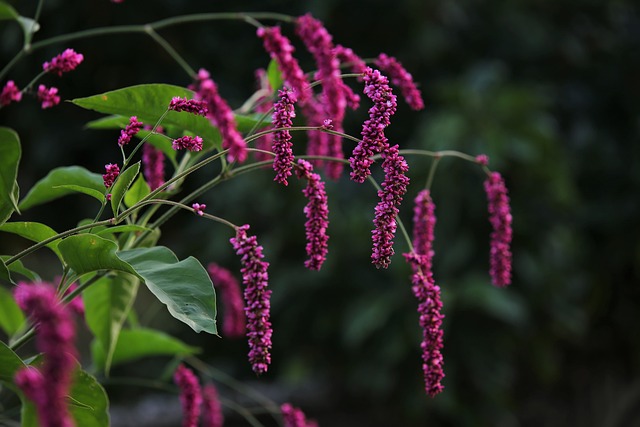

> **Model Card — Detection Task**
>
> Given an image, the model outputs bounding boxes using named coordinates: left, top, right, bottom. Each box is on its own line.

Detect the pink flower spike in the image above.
left=63, top=283, right=85, bottom=317
left=173, top=136, right=203, bottom=152
left=334, top=44, right=367, bottom=75
left=207, top=263, right=246, bottom=338
left=374, top=53, right=425, bottom=111
left=102, top=163, right=120, bottom=188
left=484, top=172, right=513, bottom=287
left=1, top=80, right=22, bottom=106
left=272, top=89, right=297, bottom=185
left=174, top=364, right=203, bottom=427
left=37, top=85, right=60, bottom=109
left=230, top=225, right=272, bottom=374
left=118, top=116, right=143, bottom=147
left=142, top=143, right=165, bottom=190
left=296, top=160, right=330, bottom=271
left=192, top=203, right=206, bottom=216
left=202, top=384, right=224, bottom=427
left=43, top=48, right=84, bottom=76
left=281, top=403, right=317, bottom=427
left=476, top=154, right=489, bottom=166
left=169, top=97, right=209, bottom=117
left=411, top=189, right=436, bottom=273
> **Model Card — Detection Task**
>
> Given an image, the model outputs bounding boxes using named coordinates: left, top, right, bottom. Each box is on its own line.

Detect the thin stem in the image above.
left=23, top=0, right=45, bottom=50
left=144, top=26, right=195, bottom=78
left=219, top=397, right=266, bottom=427
left=133, top=199, right=237, bottom=231
left=399, top=149, right=478, bottom=163
left=0, top=50, right=25, bottom=83
left=425, top=156, right=441, bottom=190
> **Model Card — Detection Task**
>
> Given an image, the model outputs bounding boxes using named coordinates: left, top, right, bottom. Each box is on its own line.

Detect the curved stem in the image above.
left=144, top=26, right=195, bottom=78
left=425, top=156, right=441, bottom=190
left=24, top=0, right=45, bottom=50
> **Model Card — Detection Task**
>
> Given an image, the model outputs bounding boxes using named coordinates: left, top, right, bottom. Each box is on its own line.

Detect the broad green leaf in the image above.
left=110, top=162, right=139, bottom=216
left=1, top=256, right=40, bottom=282
left=91, top=328, right=199, bottom=369
left=0, top=2, right=18, bottom=20
left=119, top=246, right=217, bottom=334
left=0, top=221, right=62, bottom=259
left=19, top=166, right=104, bottom=211
left=0, top=286, right=25, bottom=335
left=0, top=340, right=26, bottom=383
left=72, top=84, right=222, bottom=150
left=84, top=273, right=139, bottom=375
left=57, top=234, right=136, bottom=276
left=124, top=173, right=150, bottom=208
left=267, top=58, right=283, bottom=92
left=54, top=184, right=105, bottom=204
left=0, top=127, right=21, bottom=221
left=235, top=113, right=272, bottom=132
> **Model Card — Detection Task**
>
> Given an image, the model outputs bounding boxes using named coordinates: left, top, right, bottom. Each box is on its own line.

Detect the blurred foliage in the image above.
left=2, top=0, right=640, bottom=426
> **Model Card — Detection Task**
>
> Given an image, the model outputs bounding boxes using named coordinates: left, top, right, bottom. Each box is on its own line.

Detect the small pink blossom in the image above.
left=37, top=85, right=60, bottom=109
left=207, top=263, right=246, bottom=338
left=102, top=163, right=120, bottom=188
left=374, top=53, right=425, bottom=111
left=272, top=89, right=297, bottom=185
left=281, top=403, right=317, bottom=427
left=484, top=172, right=513, bottom=287
left=296, top=160, right=329, bottom=271
left=169, top=97, right=209, bottom=116
left=192, top=203, right=206, bottom=216
left=202, top=384, right=224, bottom=427
left=1, top=80, right=22, bottom=106
left=118, top=116, right=143, bottom=147
left=142, top=143, right=165, bottom=190
left=173, top=135, right=203, bottom=152
left=43, top=48, right=84, bottom=76
left=174, top=364, right=203, bottom=427
left=476, top=154, right=489, bottom=166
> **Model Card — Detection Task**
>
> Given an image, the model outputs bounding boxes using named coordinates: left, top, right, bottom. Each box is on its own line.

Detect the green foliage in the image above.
left=110, top=162, right=140, bottom=216
left=0, top=340, right=26, bottom=384
left=0, top=127, right=21, bottom=224
left=0, top=288, right=24, bottom=337
left=0, top=222, right=63, bottom=259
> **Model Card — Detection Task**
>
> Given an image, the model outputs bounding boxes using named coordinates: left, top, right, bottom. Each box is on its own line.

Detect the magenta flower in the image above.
left=13, top=282, right=76, bottom=427
left=118, top=116, right=143, bottom=147
left=142, top=143, right=165, bottom=190
left=281, top=403, right=317, bottom=427
left=174, top=364, right=203, bottom=427
left=202, top=384, right=224, bottom=427
left=173, top=135, right=203, bottom=152
left=169, top=97, right=209, bottom=116
left=193, top=69, right=247, bottom=162
left=192, top=203, right=206, bottom=216
left=63, top=283, right=85, bottom=317
left=334, top=44, right=367, bottom=75
left=102, top=163, right=120, bottom=188
left=374, top=53, right=425, bottom=111
left=475, top=154, right=489, bottom=166
left=349, top=68, right=397, bottom=183
left=230, top=224, right=272, bottom=374
left=207, top=263, right=246, bottom=338
left=1, top=80, right=22, bottom=106
left=37, top=85, right=60, bottom=109
left=43, top=48, right=84, bottom=76
left=272, top=89, right=297, bottom=185
left=411, top=189, right=436, bottom=272
left=296, top=160, right=329, bottom=271
left=404, top=253, right=445, bottom=397
left=484, top=172, right=513, bottom=287
left=371, top=145, right=409, bottom=269
left=257, top=26, right=311, bottom=104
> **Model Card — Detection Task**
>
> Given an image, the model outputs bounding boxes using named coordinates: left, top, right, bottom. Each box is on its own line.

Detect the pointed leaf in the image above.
left=0, top=340, right=26, bottom=383
left=0, top=127, right=21, bottom=220
left=84, top=273, right=139, bottom=375
left=118, top=246, right=217, bottom=334
left=110, top=162, right=139, bottom=216
left=124, top=173, right=150, bottom=208
left=71, top=84, right=222, bottom=150
left=91, top=328, right=199, bottom=369
left=1, top=256, right=40, bottom=282
left=19, top=166, right=104, bottom=211
left=0, top=257, right=10, bottom=283
left=53, top=184, right=105, bottom=204
left=0, top=183, right=19, bottom=225
left=267, top=58, right=283, bottom=92
left=57, top=234, right=137, bottom=276
left=0, top=221, right=62, bottom=259
left=0, top=286, right=25, bottom=335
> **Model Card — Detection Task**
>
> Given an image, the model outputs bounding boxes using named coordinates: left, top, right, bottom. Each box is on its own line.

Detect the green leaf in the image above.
left=119, top=246, right=217, bottom=334
left=0, top=2, right=19, bottom=20
left=72, top=84, right=222, bottom=151
left=0, top=127, right=21, bottom=222
left=57, top=234, right=137, bottom=276
left=267, top=58, right=283, bottom=91
left=0, top=286, right=25, bottom=335
left=91, top=328, right=199, bottom=369
left=1, top=256, right=40, bottom=281
left=235, top=113, right=272, bottom=132
left=124, top=173, right=150, bottom=208
left=0, top=340, right=26, bottom=383
left=84, top=274, right=139, bottom=375
left=0, top=221, right=62, bottom=259
left=54, top=184, right=105, bottom=204
left=95, top=224, right=150, bottom=237
left=0, top=257, right=10, bottom=283
left=19, top=166, right=104, bottom=211
left=110, top=162, right=140, bottom=216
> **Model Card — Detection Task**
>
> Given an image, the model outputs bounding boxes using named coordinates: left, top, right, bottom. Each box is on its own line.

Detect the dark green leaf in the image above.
left=0, top=286, right=25, bottom=335
left=0, top=221, right=62, bottom=259
left=84, top=273, right=139, bottom=375
left=235, top=113, right=272, bottom=132
left=71, top=84, right=222, bottom=150
left=267, top=58, right=283, bottom=92
left=0, top=257, right=10, bottom=283
left=53, top=184, right=105, bottom=204
left=1, top=256, right=40, bottom=281
left=0, top=184, right=19, bottom=225
left=19, top=166, right=104, bottom=211
left=0, top=2, right=19, bottom=19
left=124, top=173, right=150, bottom=208
left=0, top=127, right=21, bottom=222
left=95, top=224, right=151, bottom=238
left=110, top=162, right=140, bottom=216
left=0, top=340, right=26, bottom=383
left=91, top=328, right=199, bottom=369
left=57, top=234, right=137, bottom=276
left=67, top=369, right=110, bottom=427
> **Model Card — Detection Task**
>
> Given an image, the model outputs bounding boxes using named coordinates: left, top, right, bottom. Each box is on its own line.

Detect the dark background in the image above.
left=1, top=0, right=639, bottom=426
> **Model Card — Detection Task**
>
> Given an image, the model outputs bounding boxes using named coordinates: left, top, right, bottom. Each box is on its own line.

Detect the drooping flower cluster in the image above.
left=142, top=143, right=165, bottom=190
left=13, top=282, right=77, bottom=427
left=43, top=48, right=84, bottom=76
left=37, top=85, right=60, bottom=109
left=484, top=172, right=513, bottom=287
left=404, top=253, right=445, bottom=397
left=230, top=225, right=272, bottom=374
left=334, top=44, right=367, bottom=75
left=102, top=163, right=120, bottom=188
left=192, top=203, right=206, bottom=216
left=192, top=69, right=247, bottom=162
left=350, top=67, right=398, bottom=183
left=374, top=53, right=425, bottom=111
left=281, top=403, right=318, bottom=427
left=63, top=282, right=85, bottom=317
left=207, top=262, right=246, bottom=338
left=411, top=190, right=436, bottom=273
left=1, top=80, right=22, bottom=106
left=257, top=26, right=311, bottom=104
left=174, top=364, right=203, bottom=427
left=296, top=160, right=329, bottom=271
left=272, top=89, right=297, bottom=185
left=169, top=97, right=209, bottom=116
left=202, top=384, right=224, bottom=427
left=371, top=145, right=410, bottom=269
left=475, top=154, right=489, bottom=166
left=173, top=135, right=203, bottom=152
left=118, top=116, right=143, bottom=147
